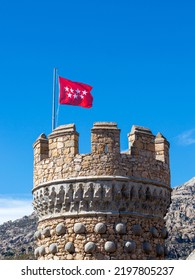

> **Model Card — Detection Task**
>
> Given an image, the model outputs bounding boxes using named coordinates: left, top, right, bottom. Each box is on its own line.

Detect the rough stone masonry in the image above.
left=32, top=122, right=171, bottom=260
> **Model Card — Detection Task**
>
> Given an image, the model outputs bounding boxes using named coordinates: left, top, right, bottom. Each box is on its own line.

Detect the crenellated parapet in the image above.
left=32, top=122, right=171, bottom=260
left=33, top=122, right=170, bottom=188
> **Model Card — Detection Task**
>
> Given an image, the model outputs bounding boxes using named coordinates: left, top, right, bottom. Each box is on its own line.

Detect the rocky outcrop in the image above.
left=0, top=213, right=37, bottom=259
left=165, top=177, right=195, bottom=259
left=186, top=249, right=195, bottom=260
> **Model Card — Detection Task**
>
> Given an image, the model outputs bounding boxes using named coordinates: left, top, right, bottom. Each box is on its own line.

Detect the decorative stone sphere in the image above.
left=124, top=241, right=136, bottom=253
left=34, top=247, right=39, bottom=258
left=34, top=230, right=41, bottom=240
left=161, top=227, right=168, bottom=239
left=150, top=227, right=158, bottom=238
left=73, top=223, right=86, bottom=234
left=164, top=246, right=168, bottom=257
left=56, top=223, right=66, bottom=235
left=42, top=227, right=51, bottom=238
left=104, top=241, right=116, bottom=253
left=39, top=245, right=46, bottom=256
left=84, top=242, right=96, bottom=253
left=132, top=224, right=142, bottom=236
left=94, top=223, right=107, bottom=234
left=156, top=244, right=164, bottom=256
left=115, top=223, right=126, bottom=234
left=143, top=242, right=152, bottom=254
left=49, top=243, right=58, bottom=254
left=65, top=242, right=75, bottom=254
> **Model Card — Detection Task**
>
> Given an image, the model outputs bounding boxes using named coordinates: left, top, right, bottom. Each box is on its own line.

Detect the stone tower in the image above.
left=32, top=122, right=171, bottom=260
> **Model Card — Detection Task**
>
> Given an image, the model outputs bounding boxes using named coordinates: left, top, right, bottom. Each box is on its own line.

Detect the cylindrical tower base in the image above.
left=35, top=214, right=167, bottom=260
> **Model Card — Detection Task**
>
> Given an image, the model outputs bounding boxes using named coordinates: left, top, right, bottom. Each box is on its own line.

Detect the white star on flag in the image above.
left=76, top=89, right=80, bottom=94
left=67, top=93, right=72, bottom=98
left=80, top=95, right=84, bottom=99
left=74, top=94, right=78, bottom=99
left=70, top=88, right=74, bottom=93
left=82, top=90, right=87, bottom=95
left=65, top=86, right=69, bottom=91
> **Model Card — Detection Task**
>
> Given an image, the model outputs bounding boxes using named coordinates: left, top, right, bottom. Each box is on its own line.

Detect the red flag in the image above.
left=59, top=76, right=93, bottom=108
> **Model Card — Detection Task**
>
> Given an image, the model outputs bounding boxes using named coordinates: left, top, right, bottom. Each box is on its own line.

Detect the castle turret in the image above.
left=32, top=122, right=171, bottom=260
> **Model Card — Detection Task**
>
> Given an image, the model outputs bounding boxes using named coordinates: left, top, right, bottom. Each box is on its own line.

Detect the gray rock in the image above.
left=124, top=241, right=136, bottom=253
left=104, top=241, right=116, bottom=253
left=39, top=245, right=46, bottom=256
left=150, top=227, right=158, bottom=238
left=64, top=242, right=75, bottom=253
left=34, top=230, right=41, bottom=240
left=56, top=223, right=66, bottom=235
left=161, top=227, right=168, bottom=239
left=186, top=249, right=195, bottom=260
left=165, top=177, right=195, bottom=260
left=115, top=223, right=126, bottom=234
left=132, top=224, right=142, bottom=236
left=49, top=243, right=58, bottom=254
left=143, top=242, right=152, bottom=254
left=156, top=244, right=164, bottom=256
left=34, top=247, right=39, bottom=258
left=84, top=242, right=96, bottom=253
left=42, top=227, right=51, bottom=238
left=94, top=223, right=106, bottom=234
left=73, top=223, right=86, bottom=234
left=0, top=212, right=37, bottom=260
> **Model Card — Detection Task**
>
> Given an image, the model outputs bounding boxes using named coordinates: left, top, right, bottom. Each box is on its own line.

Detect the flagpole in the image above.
left=52, top=67, right=57, bottom=131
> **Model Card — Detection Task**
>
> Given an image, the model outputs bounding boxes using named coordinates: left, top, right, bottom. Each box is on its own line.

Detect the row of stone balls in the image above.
left=34, top=222, right=168, bottom=240
left=35, top=240, right=165, bottom=258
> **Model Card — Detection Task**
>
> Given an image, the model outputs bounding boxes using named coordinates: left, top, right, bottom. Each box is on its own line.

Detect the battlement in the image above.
left=91, top=122, right=120, bottom=154
left=33, top=122, right=170, bottom=189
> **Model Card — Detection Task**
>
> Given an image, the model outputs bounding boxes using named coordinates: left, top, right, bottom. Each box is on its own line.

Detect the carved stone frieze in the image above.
left=32, top=177, right=171, bottom=221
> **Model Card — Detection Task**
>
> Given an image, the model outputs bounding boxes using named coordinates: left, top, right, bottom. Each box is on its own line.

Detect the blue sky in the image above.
left=0, top=0, right=195, bottom=223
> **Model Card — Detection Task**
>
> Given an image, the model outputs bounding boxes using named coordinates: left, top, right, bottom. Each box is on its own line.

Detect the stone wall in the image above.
left=34, top=215, right=167, bottom=260
left=32, top=122, right=171, bottom=260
